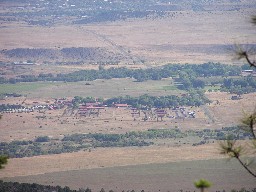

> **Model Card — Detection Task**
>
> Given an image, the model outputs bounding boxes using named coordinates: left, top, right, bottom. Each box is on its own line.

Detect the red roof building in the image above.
left=114, top=104, right=130, bottom=108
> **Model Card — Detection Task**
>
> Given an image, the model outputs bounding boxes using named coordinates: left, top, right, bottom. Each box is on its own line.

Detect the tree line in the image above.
left=1, top=62, right=242, bottom=84
left=72, top=90, right=210, bottom=108
left=0, top=181, right=83, bottom=192
left=3, top=62, right=255, bottom=95
left=0, top=91, right=209, bottom=113
left=0, top=127, right=251, bottom=158
left=0, top=181, right=255, bottom=192
left=220, top=76, right=256, bottom=95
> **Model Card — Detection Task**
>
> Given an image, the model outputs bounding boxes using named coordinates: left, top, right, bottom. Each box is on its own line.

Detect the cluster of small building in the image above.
left=1, top=96, right=197, bottom=122
left=54, top=98, right=73, bottom=107
left=130, top=106, right=196, bottom=122
left=171, top=107, right=196, bottom=119
left=1, top=104, right=52, bottom=113
left=0, top=98, right=72, bottom=114
left=78, top=102, right=105, bottom=117
left=241, top=70, right=256, bottom=77
left=2, top=107, right=34, bottom=113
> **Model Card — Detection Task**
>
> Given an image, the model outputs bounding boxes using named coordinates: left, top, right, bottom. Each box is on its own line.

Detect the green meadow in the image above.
left=0, top=78, right=184, bottom=98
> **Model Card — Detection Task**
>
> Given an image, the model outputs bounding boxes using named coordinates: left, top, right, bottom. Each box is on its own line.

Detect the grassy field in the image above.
left=0, top=78, right=183, bottom=98
left=0, top=82, right=53, bottom=95
left=3, top=158, right=255, bottom=192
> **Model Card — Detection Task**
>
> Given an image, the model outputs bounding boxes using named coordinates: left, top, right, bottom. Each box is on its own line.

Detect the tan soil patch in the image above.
left=206, top=92, right=256, bottom=127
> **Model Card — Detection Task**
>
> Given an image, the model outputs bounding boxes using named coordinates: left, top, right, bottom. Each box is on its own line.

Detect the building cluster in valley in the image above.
left=241, top=70, right=256, bottom=77
left=1, top=97, right=197, bottom=122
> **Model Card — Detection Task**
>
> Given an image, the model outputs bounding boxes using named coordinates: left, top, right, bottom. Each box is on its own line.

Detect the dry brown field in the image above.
left=206, top=91, right=256, bottom=127
left=0, top=10, right=255, bottom=68
left=0, top=100, right=203, bottom=142
left=1, top=146, right=256, bottom=191
left=0, top=144, right=221, bottom=178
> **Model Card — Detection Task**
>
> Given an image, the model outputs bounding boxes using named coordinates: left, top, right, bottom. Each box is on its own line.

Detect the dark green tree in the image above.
left=0, top=155, right=8, bottom=169
left=0, top=115, right=8, bottom=169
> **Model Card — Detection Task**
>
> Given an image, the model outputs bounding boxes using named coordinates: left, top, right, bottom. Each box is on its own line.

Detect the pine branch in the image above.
left=236, top=155, right=256, bottom=178
left=219, top=140, right=256, bottom=178
left=243, top=52, right=256, bottom=68
left=236, top=50, right=256, bottom=68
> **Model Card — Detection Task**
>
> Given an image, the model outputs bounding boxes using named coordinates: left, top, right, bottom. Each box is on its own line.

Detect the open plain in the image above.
left=3, top=158, right=256, bottom=192
left=1, top=0, right=256, bottom=191
left=0, top=8, right=256, bottom=68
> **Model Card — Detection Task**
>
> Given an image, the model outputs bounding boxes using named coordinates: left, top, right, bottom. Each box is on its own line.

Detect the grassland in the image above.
left=0, top=78, right=183, bottom=98
left=0, top=82, right=53, bottom=95
left=0, top=10, right=255, bottom=66
left=2, top=158, right=256, bottom=191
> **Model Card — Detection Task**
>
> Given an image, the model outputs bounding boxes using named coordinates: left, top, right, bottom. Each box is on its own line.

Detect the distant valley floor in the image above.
left=2, top=156, right=256, bottom=192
